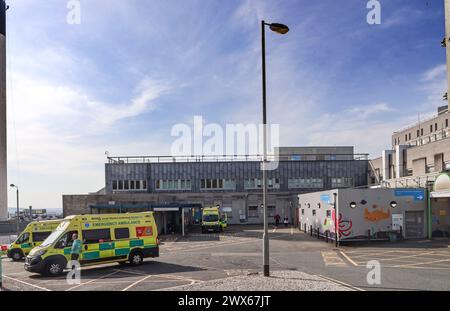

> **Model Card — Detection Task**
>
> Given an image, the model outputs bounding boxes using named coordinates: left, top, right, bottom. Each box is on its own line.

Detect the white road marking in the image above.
left=2, top=275, right=51, bottom=291
left=66, top=270, right=119, bottom=291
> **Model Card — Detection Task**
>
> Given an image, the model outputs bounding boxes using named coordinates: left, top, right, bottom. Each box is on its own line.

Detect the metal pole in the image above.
left=261, top=20, right=269, bottom=277
left=0, top=1, right=7, bottom=221
left=181, top=209, right=185, bottom=237
left=333, top=193, right=339, bottom=247
left=16, top=188, right=19, bottom=235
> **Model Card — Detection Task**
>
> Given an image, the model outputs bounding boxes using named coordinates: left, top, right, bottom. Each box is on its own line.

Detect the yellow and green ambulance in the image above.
left=6, top=219, right=62, bottom=261
left=25, top=212, right=159, bottom=276
left=201, top=206, right=228, bottom=233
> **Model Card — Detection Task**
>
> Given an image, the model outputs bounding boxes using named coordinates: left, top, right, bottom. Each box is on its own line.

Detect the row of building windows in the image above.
left=244, top=178, right=280, bottom=189
left=113, top=177, right=355, bottom=191
left=112, top=180, right=147, bottom=191
left=200, top=179, right=237, bottom=190
left=394, top=118, right=449, bottom=145
left=155, top=179, right=191, bottom=190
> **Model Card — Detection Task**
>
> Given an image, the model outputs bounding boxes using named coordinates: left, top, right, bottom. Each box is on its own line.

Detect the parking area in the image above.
left=1, top=226, right=450, bottom=291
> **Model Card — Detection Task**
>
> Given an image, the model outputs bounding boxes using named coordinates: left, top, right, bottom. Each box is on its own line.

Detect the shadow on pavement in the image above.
left=28, top=261, right=206, bottom=281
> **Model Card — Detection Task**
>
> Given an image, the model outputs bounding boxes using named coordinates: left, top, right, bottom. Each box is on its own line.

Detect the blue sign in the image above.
left=320, top=194, right=331, bottom=204
left=84, top=223, right=90, bottom=228
left=394, top=189, right=425, bottom=201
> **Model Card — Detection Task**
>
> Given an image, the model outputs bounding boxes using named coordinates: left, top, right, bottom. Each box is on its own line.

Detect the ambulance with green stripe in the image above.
left=6, top=220, right=62, bottom=261
left=25, top=212, right=159, bottom=276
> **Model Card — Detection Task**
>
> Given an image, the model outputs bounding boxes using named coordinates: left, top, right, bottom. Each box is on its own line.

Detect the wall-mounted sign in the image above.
left=392, top=214, right=403, bottom=231
left=320, top=194, right=331, bottom=204
left=394, top=189, right=424, bottom=201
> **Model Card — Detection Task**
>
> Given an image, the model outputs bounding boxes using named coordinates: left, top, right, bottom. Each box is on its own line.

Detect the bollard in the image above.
left=325, top=230, right=328, bottom=243
left=317, top=228, right=320, bottom=239
left=0, top=255, right=2, bottom=290
left=368, top=229, right=371, bottom=243
left=304, top=223, right=306, bottom=232
left=310, top=225, right=313, bottom=236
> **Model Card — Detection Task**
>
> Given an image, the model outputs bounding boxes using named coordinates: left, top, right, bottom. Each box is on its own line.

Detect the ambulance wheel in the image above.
left=129, top=250, right=144, bottom=266
left=44, top=259, right=65, bottom=276
left=10, top=249, right=24, bottom=261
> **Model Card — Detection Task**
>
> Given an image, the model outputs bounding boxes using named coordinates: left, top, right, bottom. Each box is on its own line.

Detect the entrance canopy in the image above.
left=89, top=202, right=202, bottom=213
left=431, top=173, right=450, bottom=198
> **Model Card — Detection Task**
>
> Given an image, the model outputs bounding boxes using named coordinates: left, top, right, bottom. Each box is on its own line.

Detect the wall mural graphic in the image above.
left=332, top=210, right=352, bottom=237
left=364, top=204, right=390, bottom=222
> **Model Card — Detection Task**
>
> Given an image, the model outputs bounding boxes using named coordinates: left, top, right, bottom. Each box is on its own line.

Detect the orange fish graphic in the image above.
left=364, top=208, right=390, bottom=222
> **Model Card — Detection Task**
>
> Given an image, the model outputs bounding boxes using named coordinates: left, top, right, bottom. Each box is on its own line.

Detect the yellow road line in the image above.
left=316, top=274, right=364, bottom=291
left=393, top=258, right=450, bottom=268
left=339, top=251, right=358, bottom=266
left=122, top=274, right=153, bottom=291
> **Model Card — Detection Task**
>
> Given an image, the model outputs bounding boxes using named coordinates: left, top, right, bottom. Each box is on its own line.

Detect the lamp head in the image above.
left=269, top=23, right=289, bottom=35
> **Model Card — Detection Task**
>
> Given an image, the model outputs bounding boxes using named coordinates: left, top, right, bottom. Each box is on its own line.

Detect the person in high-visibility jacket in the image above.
left=70, top=233, right=82, bottom=262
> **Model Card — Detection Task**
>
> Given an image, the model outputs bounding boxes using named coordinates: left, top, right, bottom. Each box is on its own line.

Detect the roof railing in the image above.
left=106, top=154, right=369, bottom=164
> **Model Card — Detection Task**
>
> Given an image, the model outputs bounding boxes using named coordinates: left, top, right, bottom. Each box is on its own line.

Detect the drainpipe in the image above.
left=427, top=189, right=432, bottom=240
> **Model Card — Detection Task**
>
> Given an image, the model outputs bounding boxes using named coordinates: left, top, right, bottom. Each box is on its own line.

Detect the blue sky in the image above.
left=5, top=0, right=448, bottom=210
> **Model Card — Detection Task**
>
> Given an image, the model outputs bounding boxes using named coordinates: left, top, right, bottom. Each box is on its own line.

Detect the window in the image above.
left=15, top=232, right=30, bottom=244
left=200, top=179, right=236, bottom=190
left=82, top=229, right=111, bottom=244
left=244, top=178, right=280, bottom=190
left=55, top=231, right=78, bottom=249
left=408, top=133, right=411, bottom=140
left=326, top=210, right=331, bottom=217
left=32, top=231, right=51, bottom=243
left=430, top=124, right=433, bottom=132
left=435, top=123, right=438, bottom=131
left=142, top=180, right=147, bottom=189
left=118, top=180, right=123, bottom=190
left=124, top=180, right=129, bottom=190
left=301, top=209, right=305, bottom=215
left=288, top=178, right=323, bottom=189
left=331, top=177, right=354, bottom=188
left=248, top=205, right=259, bottom=218
left=312, top=210, right=316, bottom=216
left=417, top=130, right=420, bottom=137
left=155, top=179, right=191, bottom=191
left=112, top=180, right=118, bottom=190
left=405, top=134, right=407, bottom=141
left=135, top=180, right=141, bottom=190
left=421, top=128, right=424, bottom=136
left=114, top=228, right=130, bottom=240
left=130, top=180, right=135, bottom=190
left=446, top=119, right=449, bottom=128
left=267, top=206, right=276, bottom=217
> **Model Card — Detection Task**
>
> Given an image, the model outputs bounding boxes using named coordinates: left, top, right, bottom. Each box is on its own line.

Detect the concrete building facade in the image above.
left=63, top=147, right=369, bottom=233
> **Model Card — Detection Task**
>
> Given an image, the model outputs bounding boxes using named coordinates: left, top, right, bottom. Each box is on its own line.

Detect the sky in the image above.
left=4, top=0, right=448, bottom=210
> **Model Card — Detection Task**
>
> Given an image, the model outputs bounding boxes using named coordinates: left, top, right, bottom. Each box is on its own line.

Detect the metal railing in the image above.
left=379, top=172, right=440, bottom=189
left=106, top=154, right=369, bottom=164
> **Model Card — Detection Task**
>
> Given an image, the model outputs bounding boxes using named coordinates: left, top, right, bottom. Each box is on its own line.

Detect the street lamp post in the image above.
left=261, top=20, right=289, bottom=277
left=10, top=184, right=19, bottom=235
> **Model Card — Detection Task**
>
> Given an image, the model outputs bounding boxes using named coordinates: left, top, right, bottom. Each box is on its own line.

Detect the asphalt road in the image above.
left=1, top=225, right=450, bottom=291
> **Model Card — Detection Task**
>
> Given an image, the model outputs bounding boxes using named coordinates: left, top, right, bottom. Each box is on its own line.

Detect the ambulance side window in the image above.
left=115, top=228, right=130, bottom=239
left=55, top=231, right=78, bottom=249
left=82, top=229, right=112, bottom=244
left=32, top=231, right=51, bottom=242
left=16, top=232, right=30, bottom=244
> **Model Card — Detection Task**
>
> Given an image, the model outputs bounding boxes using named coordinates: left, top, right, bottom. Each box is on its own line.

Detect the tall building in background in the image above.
left=0, top=1, right=8, bottom=220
